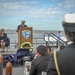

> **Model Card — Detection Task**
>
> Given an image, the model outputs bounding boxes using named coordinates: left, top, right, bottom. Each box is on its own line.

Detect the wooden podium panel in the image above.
left=18, top=27, right=33, bottom=48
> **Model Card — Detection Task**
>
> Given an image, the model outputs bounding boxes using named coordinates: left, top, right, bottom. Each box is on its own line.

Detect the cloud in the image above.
left=58, top=0, right=75, bottom=9
left=0, top=0, right=75, bottom=30
left=0, top=2, right=49, bottom=19
left=0, top=0, right=75, bottom=20
left=0, top=1, right=39, bottom=11
left=0, top=1, right=41, bottom=17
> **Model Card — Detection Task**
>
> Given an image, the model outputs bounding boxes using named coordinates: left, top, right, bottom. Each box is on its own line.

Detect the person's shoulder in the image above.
left=18, top=24, right=21, bottom=27
left=4, top=33, right=7, bottom=35
left=31, top=57, right=38, bottom=63
left=24, top=25, right=28, bottom=27
left=56, top=48, right=67, bottom=57
left=32, top=56, right=40, bottom=61
left=17, top=24, right=21, bottom=27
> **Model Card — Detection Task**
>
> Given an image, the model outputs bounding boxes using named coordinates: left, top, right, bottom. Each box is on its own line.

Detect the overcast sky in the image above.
left=0, top=0, right=75, bottom=30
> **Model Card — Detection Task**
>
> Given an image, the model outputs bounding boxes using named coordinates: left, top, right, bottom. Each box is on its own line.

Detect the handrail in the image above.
left=49, top=33, right=67, bottom=46
left=44, top=33, right=53, bottom=45
left=9, top=36, right=66, bottom=49
left=49, top=33, right=65, bottom=42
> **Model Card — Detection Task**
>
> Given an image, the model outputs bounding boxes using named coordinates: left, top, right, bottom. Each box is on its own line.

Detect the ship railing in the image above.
left=9, top=37, right=61, bottom=51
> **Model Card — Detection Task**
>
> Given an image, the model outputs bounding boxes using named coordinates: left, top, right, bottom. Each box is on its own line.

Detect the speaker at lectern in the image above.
left=18, top=27, right=33, bottom=51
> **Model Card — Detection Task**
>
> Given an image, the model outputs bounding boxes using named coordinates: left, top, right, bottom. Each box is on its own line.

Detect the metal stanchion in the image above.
left=0, top=54, right=3, bottom=75
left=6, top=62, right=12, bottom=75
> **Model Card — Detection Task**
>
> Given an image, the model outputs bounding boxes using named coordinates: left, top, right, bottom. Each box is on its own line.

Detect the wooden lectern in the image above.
left=18, top=27, right=33, bottom=48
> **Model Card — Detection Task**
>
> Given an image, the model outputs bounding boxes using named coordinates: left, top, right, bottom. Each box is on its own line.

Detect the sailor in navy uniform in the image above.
left=47, top=13, right=75, bottom=75
left=16, top=20, right=28, bottom=32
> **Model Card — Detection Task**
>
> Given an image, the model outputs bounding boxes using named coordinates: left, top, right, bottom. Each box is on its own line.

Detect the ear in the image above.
left=64, top=29, right=70, bottom=41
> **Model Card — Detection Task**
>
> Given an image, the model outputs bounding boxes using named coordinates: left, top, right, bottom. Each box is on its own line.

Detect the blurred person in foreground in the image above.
left=47, top=13, right=75, bottom=75
left=16, top=20, right=28, bottom=32
left=29, top=45, right=50, bottom=75
left=0, top=29, right=9, bottom=52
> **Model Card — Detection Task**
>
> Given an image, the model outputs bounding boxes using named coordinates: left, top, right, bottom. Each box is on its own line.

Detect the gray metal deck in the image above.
left=3, top=66, right=24, bottom=75
left=1, top=47, right=58, bottom=75
left=1, top=48, right=24, bottom=75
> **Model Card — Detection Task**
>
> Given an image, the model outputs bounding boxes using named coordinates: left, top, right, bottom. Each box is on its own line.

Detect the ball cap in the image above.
left=21, top=20, right=26, bottom=22
left=37, top=45, right=47, bottom=54
left=63, top=13, right=75, bottom=32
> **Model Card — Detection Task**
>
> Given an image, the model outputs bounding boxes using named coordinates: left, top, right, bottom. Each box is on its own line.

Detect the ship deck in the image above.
left=1, top=48, right=27, bottom=75
left=3, top=66, right=24, bottom=75
left=1, top=47, right=58, bottom=75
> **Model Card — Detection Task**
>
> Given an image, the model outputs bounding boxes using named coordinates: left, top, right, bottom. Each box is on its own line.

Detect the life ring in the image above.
left=20, top=42, right=33, bottom=51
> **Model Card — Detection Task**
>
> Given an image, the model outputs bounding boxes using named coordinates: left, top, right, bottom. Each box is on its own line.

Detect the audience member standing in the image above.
left=47, top=13, right=75, bottom=75
left=57, top=31, right=61, bottom=39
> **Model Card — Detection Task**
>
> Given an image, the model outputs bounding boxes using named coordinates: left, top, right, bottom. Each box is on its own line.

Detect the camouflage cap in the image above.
left=21, top=20, right=26, bottom=22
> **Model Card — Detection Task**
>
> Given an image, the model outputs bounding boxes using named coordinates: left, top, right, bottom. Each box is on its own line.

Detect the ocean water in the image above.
left=5, top=29, right=66, bottom=50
